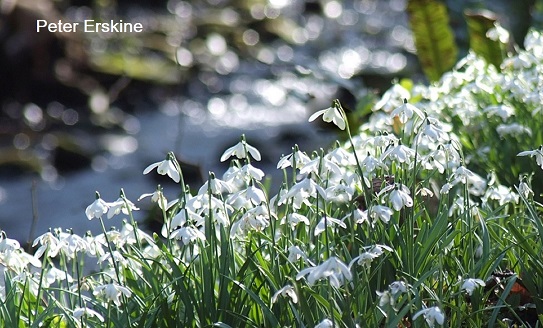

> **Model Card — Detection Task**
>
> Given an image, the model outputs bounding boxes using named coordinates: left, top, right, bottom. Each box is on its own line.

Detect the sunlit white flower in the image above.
left=314, top=318, right=334, bottom=328
left=391, top=99, right=424, bottom=124
left=496, top=123, right=532, bottom=138
left=32, top=230, right=61, bottom=258
left=286, top=213, right=310, bottom=230
left=220, top=135, right=261, bottom=162
left=271, top=285, right=298, bottom=304
left=300, top=157, right=342, bottom=177
left=138, top=186, right=169, bottom=210
left=44, top=266, right=73, bottom=287
left=326, top=144, right=356, bottom=165
left=143, top=152, right=180, bottom=183
left=417, top=117, right=449, bottom=143
left=288, top=245, right=312, bottom=264
left=380, top=143, right=416, bottom=164
left=314, top=216, right=347, bottom=236
left=360, top=153, right=388, bottom=174
left=461, top=278, right=485, bottom=296
left=230, top=205, right=271, bottom=237
left=277, top=146, right=311, bottom=169
left=246, top=185, right=267, bottom=205
left=484, top=185, right=519, bottom=205
left=0, top=231, right=20, bottom=252
left=325, top=183, right=355, bottom=203
left=296, top=257, right=352, bottom=288
left=380, top=184, right=413, bottom=211
left=170, top=226, right=206, bottom=245
left=389, top=281, right=408, bottom=295
left=85, top=192, right=109, bottom=220
left=241, top=164, right=265, bottom=181
left=199, top=174, right=234, bottom=195
left=349, top=244, right=393, bottom=269
left=107, top=196, right=139, bottom=219
left=374, top=83, right=410, bottom=112
left=93, top=283, right=132, bottom=306
left=308, top=103, right=346, bottom=130
left=486, top=24, right=509, bottom=43
left=517, top=178, right=534, bottom=199
left=518, top=146, right=543, bottom=170
left=369, top=205, right=394, bottom=224
left=376, top=290, right=393, bottom=307
left=73, top=306, right=104, bottom=323
left=278, top=178, right=326, bottom=209
left=413, top=306, right=445, bottom=327
left=59, top=231, right=89, bottom=258
left=345, top=208, right=368, bottom=225
left=170, top=208, right=204, bottom=230
left=483, top=104, right=515, bottom=121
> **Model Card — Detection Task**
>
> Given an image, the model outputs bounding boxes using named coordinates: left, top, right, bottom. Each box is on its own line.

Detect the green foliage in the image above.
left=407, top=0, right=459, bottom=82
left=464, top=9, right=505, bottom=68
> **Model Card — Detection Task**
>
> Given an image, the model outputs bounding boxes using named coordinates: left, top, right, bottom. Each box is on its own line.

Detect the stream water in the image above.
left=0, top=0, right=416, bottom=243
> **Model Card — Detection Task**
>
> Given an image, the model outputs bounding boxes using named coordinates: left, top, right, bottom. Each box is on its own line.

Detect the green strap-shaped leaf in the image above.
left=464, top=9, right=505, bottom=69
left=407, top=0, right=458, bottom=82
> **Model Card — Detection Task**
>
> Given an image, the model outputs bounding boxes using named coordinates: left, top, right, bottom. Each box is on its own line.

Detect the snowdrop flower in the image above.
left=143, top=152, right=180, bottom=183
left=241, top=164, right=265, bottom=181
left=496, top=123, right=532, bottom=138
left=369, top=205, right=394, bottom=224
left=484, top=185, right=519, bottom=205
left=308, top=101, right=346, bottom=130
left=278, top=178, right=326, bottom=209
left=314, top=318, right=334, bottom=328
left=107, top=195, right=139, bottom=219
left=73, top=306, right=104, bottom=323
left=300, top=157, right=342, bottom=177
left=314, top=216, right=347, bottom=236
left=517, top=177, right=534, bottom=199
left=296, top=257, right=352, bottom=288
left=374, top=83, right=410, bottom=113
left=361, top=153, right=388, bottom=174
left=85, top=192, right=109, bottom=220
left=389, top=281, right=408, bottom=295
left=59, top=231, right=89, bottom=258
left=32, top=230, right=61, bottom=258
left=271, top=285, right=298, bottom=304
left=349, top=244, right=393, bottom=269
left=461, top=278, right=485, bottom=296
left=486, top=24, right=509, bottom=43
left=376, top=290, right=394, bottom=307
left=245, top=185, right=267, bottom=205
left=288, top=245, right=312, bottom=264
left=345, top=208, right=368, bottom=225
left=286, top=213, right=310, bottom=230
left=326, top=144, right=356, bottom=165
left=380, top=143, right=416, bottom=165
left=0, top=231, right=20, bottom=252
left=138, top=185, right=169, bottom=210
left=518, top=146, right=543, bottom=170
left=170, top=226, right=206, bottom=245
left=417, top=117, right=449, bottom=143
left=220, top=135, right=261, bottom=162
left=44, top=266, right=73, bottom=287
left=413, top=306, right=445, bottom=327
left=483, top=104, right=515, bottom=121
left=277, top=146, right=312, bottom=169
left=379, top=184, right=413, bottom=211
left=325, top=184, right=355, bottom=203
left=93, top=282, right=132, bottom=306
left=198, top=174, right=234, bottom=195
left=170, top=208, right=204, bottom=230
left=391, top=99, right=424, bottom=124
